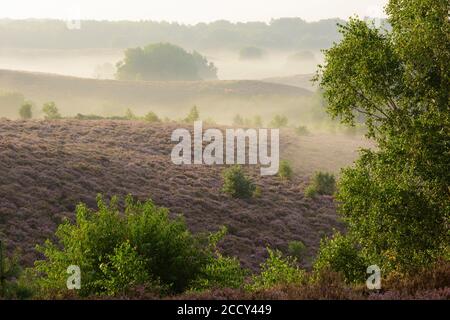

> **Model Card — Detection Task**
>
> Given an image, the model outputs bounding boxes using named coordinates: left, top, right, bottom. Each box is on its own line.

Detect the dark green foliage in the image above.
left=19, top=102, right=33, bottom=119
left=278, top=160, right=293, bottom=180
left=192, top=255, right=248, bottom=291
left=42, top=102, right=61, bottom=120
left=184, top=106, right=200, bottom=123
left=288, top=241, right=306, bottom=261
left=305, top=171, right=336, bottom=197
left=32, top=195, right=222, bottom=296
left=0, top=241, right=32, bottom=299
left=315, top=0, right=449, bottom=274
left=313, top=233, right=368, bottom=284
left=116, top=43, right=217, bottom=81
left=221, top=166, right=256, bottom=199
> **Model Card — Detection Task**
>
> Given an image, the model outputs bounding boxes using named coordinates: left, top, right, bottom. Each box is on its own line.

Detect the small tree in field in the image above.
left=222, top=165, right=256, bottom=199
left=184, top=106, right=199, bottom=123
left=19, top=102, right=33, bottom=119
left=42, top=102, right=61, bottom=120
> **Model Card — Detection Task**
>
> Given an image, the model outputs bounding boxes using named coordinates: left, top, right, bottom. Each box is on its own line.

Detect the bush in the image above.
left=269, top=115, right=288, bottom=128
left=184, top=106, right=199, bottom=123
left=192, top=255, right=248, bottom=291
left=247, top=248, right=305, bottom=291
left=222, top=165, right=256, bottom=199
left=42, top=102, right=61, bottom=120
left=232, top=114, right=244, bottom=126
left=278, top=160, right=293, bottom=180
left=288, top=241, right=306, bottom=261
left=32, top=195, right=223, bottom=297
left=305, top=171, right=336, bottom=197
left=144, top=111, right=160, bottom=123
left=313, top=233, right=368, bottom=284
left=125, top=108, right=137, bottom=120
left=19, top=102, right=33, bottom=119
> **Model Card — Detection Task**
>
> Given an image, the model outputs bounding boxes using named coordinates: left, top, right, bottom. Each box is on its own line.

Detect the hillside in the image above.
left=0, top=69, right=314, bottom=121
left=0, top=119, right=371, bottom=270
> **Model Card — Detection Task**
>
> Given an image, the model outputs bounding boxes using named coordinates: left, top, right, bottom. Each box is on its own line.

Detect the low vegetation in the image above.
left=221, top=165, right=256, bottom=199
left=305, top=171, right=336, bottom=197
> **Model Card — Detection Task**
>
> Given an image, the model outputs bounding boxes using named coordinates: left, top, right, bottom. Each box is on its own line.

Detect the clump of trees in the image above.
left=314, top=0, right=449, bottom=277
left=278, top=160, right=293, bottom=180
left=32, top=195, right=232, bottom=296
left=116, top=43, right=218, bottom=81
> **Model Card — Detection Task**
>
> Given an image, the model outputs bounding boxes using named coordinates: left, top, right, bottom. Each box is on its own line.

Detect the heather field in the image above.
left=0, top=119, right=369, bottom=270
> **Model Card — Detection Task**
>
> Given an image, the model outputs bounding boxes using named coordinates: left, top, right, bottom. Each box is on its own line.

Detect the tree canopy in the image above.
left=116, top=43, right=217, bottom=81
left=315, top=0, right=449, bottom=274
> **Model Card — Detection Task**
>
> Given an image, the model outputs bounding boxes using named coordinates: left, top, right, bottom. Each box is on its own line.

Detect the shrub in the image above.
left=278, top=160, right=293, bottom=180
left=313, top=233, right=368, bottom=284
left=288, top=241, right=306, bottom=261
left=184, top=106, right=199, bottom=123
left=19, top=102, right=33, bottom=119
left=42, top=102, right=61, bottom=120
left=305, top=171, right=336, bottom=197
left=0, top=241, right=32, bottom=299
left=32, top=195, right=223, bottom=297
left=269, top=115, right=288, bottom=128
left=116, top=43, right=217, bottom=81
left=144, top=111, right=160, bottom=123
left=247, top=248, right=305, bottom=291
left=222, top=165, right=256, bottom=199
left=192, top=255, right=248, bottom=291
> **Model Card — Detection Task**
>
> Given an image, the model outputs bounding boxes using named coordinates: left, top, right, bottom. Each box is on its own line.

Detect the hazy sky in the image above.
left=2, top=0, right=388, bottom=23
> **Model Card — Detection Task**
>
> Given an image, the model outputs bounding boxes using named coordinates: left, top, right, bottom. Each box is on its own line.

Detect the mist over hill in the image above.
left=0, top=18, right=345, bottom=50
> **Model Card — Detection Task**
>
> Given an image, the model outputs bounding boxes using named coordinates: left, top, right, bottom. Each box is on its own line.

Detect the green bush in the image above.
left=269, top=115, right=288, bottom=128
left=288, top=241, right=306, bottom=261
left=313, top=233, right=367, bottom=284
left=19, top=102, right=33, bottom=119
left=222, top=165, right=256, bottom=199
left=192, top=254, right=248, bottom=290
left=144, top=111, right=161, bottom=123
left=42, top=102, right=61, bottom=120
left=247, top=248, right=305, bottom=291
left=32, top=195, right=223, bottom=296
left=305, top=171, right=336, bottom=197
left=278, top=160, right=293, bottom=180
left=184, top=106, right=200, bottom=123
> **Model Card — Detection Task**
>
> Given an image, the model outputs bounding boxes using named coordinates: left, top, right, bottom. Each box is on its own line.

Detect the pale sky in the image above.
left=1, top=0, right=388, bottom=23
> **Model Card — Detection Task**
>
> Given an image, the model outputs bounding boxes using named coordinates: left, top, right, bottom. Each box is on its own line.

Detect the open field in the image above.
left=0, top=119, right=371, bottom=270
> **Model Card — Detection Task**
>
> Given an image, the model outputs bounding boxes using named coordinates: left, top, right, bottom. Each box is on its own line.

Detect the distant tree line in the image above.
left=0, top=18, right=347, bottom=50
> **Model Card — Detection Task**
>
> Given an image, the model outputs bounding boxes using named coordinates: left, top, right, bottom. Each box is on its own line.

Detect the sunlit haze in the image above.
left=2, top=0, right=388, bottom=23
